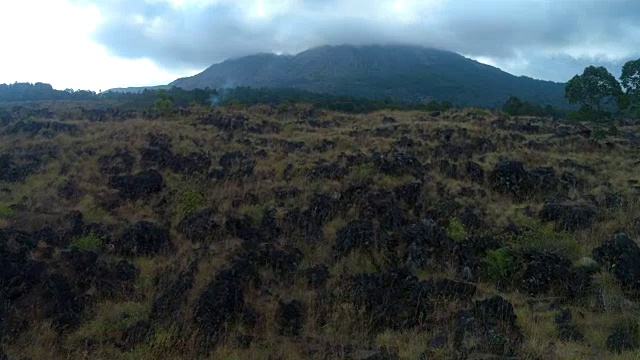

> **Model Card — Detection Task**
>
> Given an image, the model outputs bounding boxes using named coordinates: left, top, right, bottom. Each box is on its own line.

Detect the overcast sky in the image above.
left=1, top=0, right=639, bottom=91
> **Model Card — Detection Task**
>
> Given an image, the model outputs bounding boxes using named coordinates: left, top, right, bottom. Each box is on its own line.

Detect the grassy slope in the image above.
left=0, top=103, right=639, bottom=359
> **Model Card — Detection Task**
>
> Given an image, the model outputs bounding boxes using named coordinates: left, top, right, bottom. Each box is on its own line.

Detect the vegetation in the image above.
left=445, top=217, right=468, bottom=242
left=564, top=58, right=640, bottom=121
left=502, top=96, right=566, bottom=118
left=70, top=232, right=105, bottom=252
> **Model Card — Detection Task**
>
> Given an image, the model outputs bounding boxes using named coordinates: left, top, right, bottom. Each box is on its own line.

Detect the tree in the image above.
left=621, top=59, right=640, bottom=115
left=565, top=66, right=624, bottom=112
left=153, top=89, right=175, bottom=116
left=620, top=59, right=640, bottom=96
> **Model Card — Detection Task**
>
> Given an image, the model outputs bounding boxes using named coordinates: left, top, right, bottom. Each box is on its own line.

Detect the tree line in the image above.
left=564, top=59, right=640, bottom=121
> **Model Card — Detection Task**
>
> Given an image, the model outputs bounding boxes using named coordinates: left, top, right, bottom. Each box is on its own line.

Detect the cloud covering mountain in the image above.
left=75, top=0, right=640, bottom=82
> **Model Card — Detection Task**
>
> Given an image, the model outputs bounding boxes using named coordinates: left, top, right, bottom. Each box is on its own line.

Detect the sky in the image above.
left=1, top=0, right=639, bottom=91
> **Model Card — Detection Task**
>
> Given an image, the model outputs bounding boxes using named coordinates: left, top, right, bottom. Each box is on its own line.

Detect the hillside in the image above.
left=170, top=44, right=568, bottom=108
left=0, top=101, right=639, bottom=359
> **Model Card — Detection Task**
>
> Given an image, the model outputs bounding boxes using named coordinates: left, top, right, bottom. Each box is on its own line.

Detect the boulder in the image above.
left=275, top=300, right=305, bottom=336
left=108, top=170, right=164, bottom=200
left=116, top=221, right=171, bottom=256
left=489, top=160, right=532, bottom=200
left=177, top=208, right=220, bottom=243
left=593, top=233, right=640, bottom=297
left=539, top=203, right=597, bottom=231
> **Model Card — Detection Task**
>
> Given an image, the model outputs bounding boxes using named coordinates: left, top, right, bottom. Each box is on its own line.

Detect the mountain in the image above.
left=106, top=85, right=169, bottom=94
left=169, top=44, right=568, bottom=108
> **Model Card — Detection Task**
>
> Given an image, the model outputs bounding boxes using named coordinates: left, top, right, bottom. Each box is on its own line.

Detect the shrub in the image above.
left=446, top=217, right=468, bottom=243
left=0, top=203, right=13, bottom=217
left=71, top=232, right=104, bottom=251
left=177, top=189, right=207, bottom=219
left=481, top=246, right=518, bottom=283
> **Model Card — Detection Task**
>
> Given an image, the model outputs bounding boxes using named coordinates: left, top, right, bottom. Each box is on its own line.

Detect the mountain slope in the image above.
left=170, top=44, right=568, bottom=108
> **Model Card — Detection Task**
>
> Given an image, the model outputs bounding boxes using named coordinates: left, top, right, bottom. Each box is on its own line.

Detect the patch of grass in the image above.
left=480, top=246, right=518, bottom=283
left=237, top=202, right=269, bottom=225
left=176, top=188, right=208, bottom=219
left=0, top=202, right=14, bottom=217
left=503, top=215, right=583, bottom=260
left=446, top=217, right=467, bottom=242
left=70, top=232, right=104, bottom=251
left=70, top=301, right=149, bottom=345
left=349, top=163, right=375, bottom=182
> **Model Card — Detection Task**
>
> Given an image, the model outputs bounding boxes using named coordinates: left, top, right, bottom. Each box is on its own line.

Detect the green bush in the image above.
left=177, top=189, right=207, bottom=219
left=71, top=232, right=104, bottom=251
left=446, top=218, right=468, bottom=243
left=481, top=246, right=518, bottom=282
left=0, top=203, right=14, bottom=217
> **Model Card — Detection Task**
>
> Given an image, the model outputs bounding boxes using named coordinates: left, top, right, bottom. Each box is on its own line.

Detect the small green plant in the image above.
left=503, top=215, right=582, bottom=260
left=446, top=217, right=468, bottom=242
left=0, top=203, right=14, bottom=217
left=177, top=189, right=207, bottom=219
left=481, top=246, right=518, bottom=282
left=71, top=232, right=104, bottom=251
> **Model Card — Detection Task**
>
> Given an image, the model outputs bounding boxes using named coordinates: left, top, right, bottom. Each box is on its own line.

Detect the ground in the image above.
left=0, top=102, right=639, bottom=359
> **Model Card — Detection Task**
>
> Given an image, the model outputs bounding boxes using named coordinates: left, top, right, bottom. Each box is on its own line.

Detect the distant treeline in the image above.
left=501, top=96, right=567, bottom=118
left=214, top=87, right=455, bottom=113
left=0, top=82, right=97, bottom=101
left=0, top=81, right=566, bottom=117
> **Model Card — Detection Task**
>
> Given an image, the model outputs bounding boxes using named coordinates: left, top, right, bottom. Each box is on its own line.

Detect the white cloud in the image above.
left=0, top=0, right=196, bottom=91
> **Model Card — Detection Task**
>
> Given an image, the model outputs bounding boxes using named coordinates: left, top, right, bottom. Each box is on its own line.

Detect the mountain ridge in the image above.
left=126, top=44, right=569, bottom=108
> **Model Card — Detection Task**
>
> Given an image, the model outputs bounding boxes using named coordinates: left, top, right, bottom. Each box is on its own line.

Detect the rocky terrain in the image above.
left=0, top=102, right=639, bottom=359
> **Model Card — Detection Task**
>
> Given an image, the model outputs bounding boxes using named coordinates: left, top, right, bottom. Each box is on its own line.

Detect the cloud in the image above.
left=48, top=0, right=640, bottom=82
left=0, top=0, right=198, bottom=91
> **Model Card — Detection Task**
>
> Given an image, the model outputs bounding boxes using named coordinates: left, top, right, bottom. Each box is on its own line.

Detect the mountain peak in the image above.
left=169, top=44, right=567, bottom=107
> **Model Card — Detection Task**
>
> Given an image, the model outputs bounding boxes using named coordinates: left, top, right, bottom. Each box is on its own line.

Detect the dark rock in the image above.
left=0, top=153, right=40, bottom=183
left=150, top=267, right=195, bottom=322
left=177, top=208, right=220, bottom=243
left=560, top=171, right=587, bottom=191
left=235, top=333, right=255, bottom=349
left=489, top=160, right=532, bottom=200
left=44, top=273, right=84, bottom=330
left=333, top=219, right=379, bottom=257
left=241, top=306, right=259, bottom=328
left=255, top=243, right=303, bottom=277
left=346, top=269, right=431, bottom=332
left=373, top=151, right=424, bottom=177
left=98, top=148, right=135, bottom=175
left=194, top=269, right=245, bottom=343
left=593, top=233, right=640, bottom=297
left=108, top=170, right=164, bottom=200
left=555, top=309, right=584, bottom=342
left=465, top=161, right=484, bottom=183
left=606, top=327, right=638, bottom=353
left=400, top=219, right=454, bottom=272
left=314, top=139, right=335, bottom=152
left=200, top=112, right=247, bottom=131
left=428, top=335, right=447, bottom=349
left=420, top=279, right=476, bottom=302
left=354, top=347, right=399, bottom=360
left=305, top=265, right=330, bottom=289
left=438, top=160, right=461, bottom=179
left=306, top=162, right=348, bottom=181
left=275, top=300, right=305, bottom=336
left=57, top=179, right=80, bottom=201
left=116, top=221, right=171, bottom=256
left=529, top=167, right=558, bottom=195
left=539, top=203, right=597, bottom=231
left=393, top=181, right=422, bottom=206
left=274, top=187, right=300, bottom=200
left=463, top=296, right=523, bottom=356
